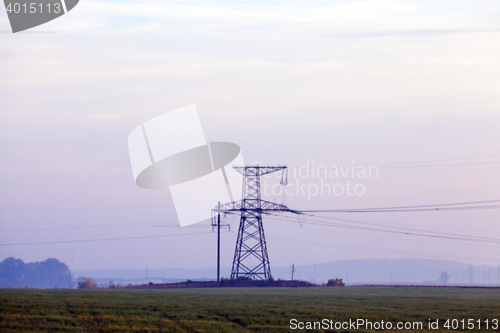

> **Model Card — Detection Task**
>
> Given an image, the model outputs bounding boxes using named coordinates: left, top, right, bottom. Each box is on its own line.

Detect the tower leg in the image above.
left=231, top=212, right=271, bottom=281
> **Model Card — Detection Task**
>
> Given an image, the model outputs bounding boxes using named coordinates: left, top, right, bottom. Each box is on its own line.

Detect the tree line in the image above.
left=0, top=257, right=73, bottom=288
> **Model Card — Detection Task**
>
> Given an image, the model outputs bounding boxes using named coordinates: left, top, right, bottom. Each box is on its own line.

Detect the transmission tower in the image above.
left=214, top=165, right=299, bottom=281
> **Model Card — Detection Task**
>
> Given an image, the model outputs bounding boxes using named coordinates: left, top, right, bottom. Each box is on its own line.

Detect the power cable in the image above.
left=264, top=219, right=499, bottom=249
left=266, top=213, right=500, bottom=244
left=0, top=220, right=180, bottom=232
left=299, top=199, right=500, bottom=213
left=266, top=235, right=499, bottom=262
left=0, top=231, right=208, bottom=246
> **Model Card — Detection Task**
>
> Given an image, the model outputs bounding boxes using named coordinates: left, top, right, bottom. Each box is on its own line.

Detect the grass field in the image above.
left=1, top=287, right=499, bottom=332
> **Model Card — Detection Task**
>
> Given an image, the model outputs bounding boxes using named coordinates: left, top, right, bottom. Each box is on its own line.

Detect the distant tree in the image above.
left=0, top=257, right=72, bottom=288
left=326, top=278, right=345, bottom=287
left=25, top=258, right=72, bottom=288
left=78, top=277, right=98, bottom=289
left=0, top=257, right=26, bottom=287
left=439, top=272, right=450, bottom=285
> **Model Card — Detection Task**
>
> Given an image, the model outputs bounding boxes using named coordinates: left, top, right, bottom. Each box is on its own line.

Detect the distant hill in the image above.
left=271, top=259, right=498, bottom=285
left=73, top=259, right=500, bottom=287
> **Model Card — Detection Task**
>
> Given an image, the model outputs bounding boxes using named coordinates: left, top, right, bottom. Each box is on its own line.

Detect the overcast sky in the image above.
left=1, top=0, right=499, bottom=272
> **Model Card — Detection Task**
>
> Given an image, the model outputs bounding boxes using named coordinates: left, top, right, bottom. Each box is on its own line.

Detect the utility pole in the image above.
left=291, top=264, right=295, bottom=281
left=212, top=202, right=230, bottom=285
left=217, top=202, right=221, bottom=284
left=469, top=265, right=473, bottom=286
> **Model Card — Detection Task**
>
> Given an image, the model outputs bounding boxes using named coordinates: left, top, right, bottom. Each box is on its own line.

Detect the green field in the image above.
left=1, top=287, right=499, bottom=332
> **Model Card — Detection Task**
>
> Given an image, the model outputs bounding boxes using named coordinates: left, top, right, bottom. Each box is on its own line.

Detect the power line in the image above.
left=355, top=179, right=499, bottom=198
left=0, top=203, right=219, bottom=214
left=0, top=220, right=180, bottom=232
left=303, top=204, right=500, bottom=213
left=299, top=199, right=500, bottom=213
left=307, top=213, right=500, bottom=242
left=266, top=235, right=498, bottom=262
left=297, top=154, right=500, bottom=168
left=0, top=205, right=170, bottom=213
left=5, top=198, right=496, bottom=240
left=219, top=229, right=500, bottom=262
left=377, top=161, right=500, bottom=169
left=266, top=213, right=500, bottom=244
left=0, top=231, right=208, bottom=246
left=264, top=219, right=499, bottom=249
left=299, top=160, right=500, bottom=169
left=370, top=154, right=500, bottom=166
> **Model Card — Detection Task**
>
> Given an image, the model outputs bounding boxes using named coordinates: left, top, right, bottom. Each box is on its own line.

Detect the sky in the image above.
left=0, top=0, right=499, bottom=273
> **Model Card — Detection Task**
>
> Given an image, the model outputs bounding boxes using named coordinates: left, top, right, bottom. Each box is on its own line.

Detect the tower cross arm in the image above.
left=259, top=200, right=301, bottom=214
left=213, top=200, right=302, bottom=215
left=233, top=165, right=287, bottom=176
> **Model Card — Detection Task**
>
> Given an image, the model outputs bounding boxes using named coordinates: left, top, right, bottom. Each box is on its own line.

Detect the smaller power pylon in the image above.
left=214, top=165, right=300, bottom=281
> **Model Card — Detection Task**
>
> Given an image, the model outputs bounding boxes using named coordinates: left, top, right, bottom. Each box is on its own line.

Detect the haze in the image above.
left=0, top=0, right=499, bottom=272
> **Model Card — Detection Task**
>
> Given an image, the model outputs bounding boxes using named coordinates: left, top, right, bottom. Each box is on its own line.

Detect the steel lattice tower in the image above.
left=214, top=166, right=299, bottom=281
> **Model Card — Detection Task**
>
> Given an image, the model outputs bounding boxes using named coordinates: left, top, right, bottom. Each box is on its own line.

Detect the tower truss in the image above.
left=213, top=165, right=300, bottom=281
